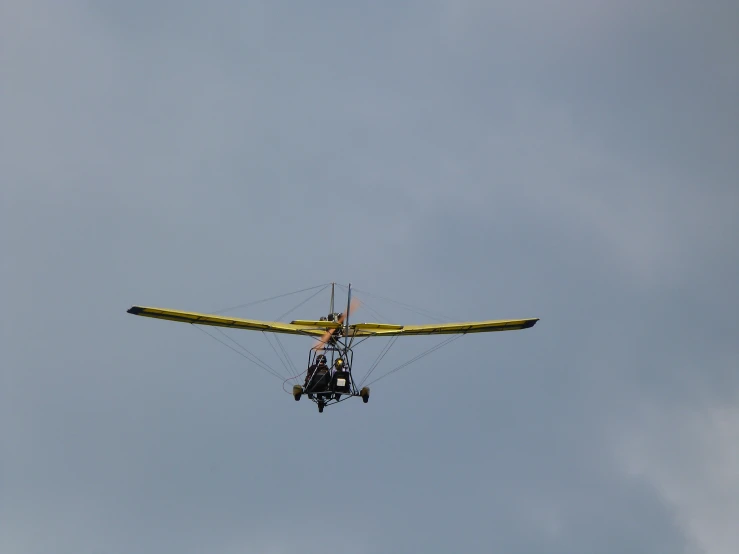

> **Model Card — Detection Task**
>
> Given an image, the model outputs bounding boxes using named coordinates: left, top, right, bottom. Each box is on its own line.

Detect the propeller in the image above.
left=312, top=297, right=361, bottom=351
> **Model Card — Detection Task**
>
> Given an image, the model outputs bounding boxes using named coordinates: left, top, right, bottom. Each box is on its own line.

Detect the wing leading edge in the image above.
left=126, top=306, right=328, bottom=336
left=351, top=318, right=539, bottom=336
left=127, top=306, right=538, bottom=337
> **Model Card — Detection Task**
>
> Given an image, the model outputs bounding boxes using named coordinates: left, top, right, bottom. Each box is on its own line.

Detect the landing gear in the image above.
left=299, top=327, right=365, bottom=412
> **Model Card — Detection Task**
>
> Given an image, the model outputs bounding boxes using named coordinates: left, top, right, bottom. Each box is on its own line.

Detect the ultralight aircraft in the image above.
left=127, top=283, right=538, bottom=412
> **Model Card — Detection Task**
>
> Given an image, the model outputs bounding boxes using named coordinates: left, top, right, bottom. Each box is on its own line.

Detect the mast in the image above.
left=329, top=282, right=335, bottom=316
left=344, top=283, right=351, bottom=347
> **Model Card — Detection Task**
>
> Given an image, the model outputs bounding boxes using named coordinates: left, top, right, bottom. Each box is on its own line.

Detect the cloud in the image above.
left=617, top=396, right=739, bottom=554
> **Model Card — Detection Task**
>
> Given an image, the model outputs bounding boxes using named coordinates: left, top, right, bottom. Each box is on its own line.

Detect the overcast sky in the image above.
left=2, top=1, right=738, bottom=553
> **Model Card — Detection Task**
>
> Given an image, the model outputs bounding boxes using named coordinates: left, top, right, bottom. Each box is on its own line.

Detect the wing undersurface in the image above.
left=347, top=318, right=539, bottom=336
left=127, top=306, right=328, bottom=336
left=128, top=307, right=538, bottom=337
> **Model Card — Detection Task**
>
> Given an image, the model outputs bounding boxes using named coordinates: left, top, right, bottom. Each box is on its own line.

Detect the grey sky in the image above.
left=2, top=1, right=738, bottom=553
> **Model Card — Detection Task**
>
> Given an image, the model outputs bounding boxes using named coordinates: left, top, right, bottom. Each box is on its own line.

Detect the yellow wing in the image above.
left=346, top=318, right=539, bottom=336
left=290, top=320, right=342, bottom=328
left=127, top=306, right=538, bottom=337
left=127, top=306, right=332, bottom=337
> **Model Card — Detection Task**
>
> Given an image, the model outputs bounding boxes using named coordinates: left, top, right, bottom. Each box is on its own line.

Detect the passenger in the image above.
left=333, top=357, right=348, bottom=400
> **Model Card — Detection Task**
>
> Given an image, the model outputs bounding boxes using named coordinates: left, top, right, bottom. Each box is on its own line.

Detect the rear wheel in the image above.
left=292, top=385, right=303, bottom=401
left=360, top=386, right=370, bottom=403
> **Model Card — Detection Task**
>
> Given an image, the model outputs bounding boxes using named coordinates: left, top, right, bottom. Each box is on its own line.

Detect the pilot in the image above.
left=305, top=354, right=328, bottom=399
left=305, top=354, right=328, bottom=386
left=304, top=355, right=317, bottom=386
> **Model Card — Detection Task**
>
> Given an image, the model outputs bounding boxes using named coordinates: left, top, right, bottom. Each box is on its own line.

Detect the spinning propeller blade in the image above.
left=312, top=298, right=360, bottom=351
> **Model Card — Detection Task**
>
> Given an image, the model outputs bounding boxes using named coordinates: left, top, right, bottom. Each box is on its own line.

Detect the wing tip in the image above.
left=523, top=318, right=539, bottom=329
left=127, top=306, right=144, bottom=315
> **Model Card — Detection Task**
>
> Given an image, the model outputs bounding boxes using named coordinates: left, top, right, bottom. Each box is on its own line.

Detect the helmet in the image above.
left=335, top=358, right=344, bottom=368
left=316, top=354, right=327, bottom=365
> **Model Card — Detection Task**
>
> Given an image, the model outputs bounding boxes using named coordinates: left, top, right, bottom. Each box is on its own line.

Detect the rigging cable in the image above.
left=274, top=333, right=300, bottom=377
left=193, top=325, right=284, bottom=381
left=268, top=283, right=332, bottom=384
left=342, top=291, right=399, bottom=383
left=211, top=283, right=330, bottom=314
left=351, top=293, right=389, bottom=323
left=347, top=286, right=456, bottom=323
left=274, top=283, right=331, bottom=321
left=339, top=287, right=465, bottom=387
left=262, top=331, right=298, bottom=385
left=259, top=321, right=299, bottom=384
left=345, top=290, right=452, bottom=387
left=213, top=327, right=277, bottom=376
left=363, top=334, right=463, bottom=387
left=359, top=335, right=399, bottom=387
